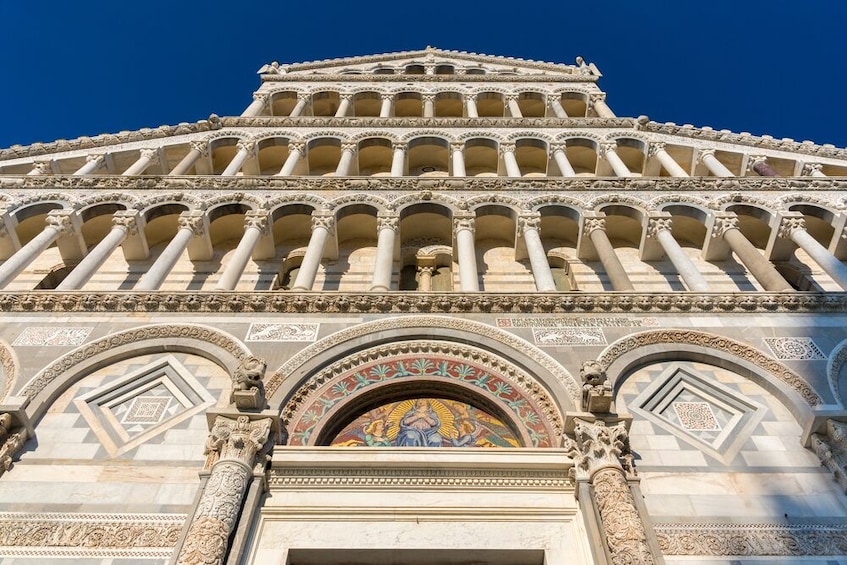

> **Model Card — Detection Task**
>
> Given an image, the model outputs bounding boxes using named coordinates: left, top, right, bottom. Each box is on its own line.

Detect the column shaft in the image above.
left=592, top=96, right=616, bottom=118
left=335, top=148, right=355, bottom=176
left=655, top=228, right=710, bottom=291
left=604, top=148, right=632, bottom=177
left=73, top=156, right=104, bottom=175
left=701, top=152, right=734, bottom=177
left=277, top=147, right=302, bottom=176
left=549, top=98, right=568, bottom=118
left=379, top=96, right=392, bottom=117
left=417, top=267, right=433, bottom=291
left=289, top=97, right=308, bottom=117
left=135, top=227, right=194, bottom=291
left=451, top=147, right=466, bottom=177
left=241, top=96, right=266, bottom=117
left=215, top=225, right=264, bottom=291
left=0, top=224, right=64, bottom=289
left=390, top=147, right=405, bottom=177
left=169, top=148, right=201, bottom=176
left=523, top=227, right=556, bottom=291
left=507, top=98, right=522, bottom=117
left=57, top=225, right=127, bottom=290
left=423, top=97, right=435, bottom=117
left=723, top=228, right=792, bottom=291
left=455, top=225, right=479, bottom=292
left=791, top=229, right=847, bottom=290
left=465, top=97, right=478, bottom=118
left=291, top=225, right=331, bottom=291
left=553, top=149, right=577, bottom=177
left=503, top=150, right=522, bottom=177
left=589, top=228, right=635, bottom=291
left=369, top=223, right=397, bottom=291
left=655, top=149, right=689, bottom=177
left=335, top=97, right=351, bottom=118
left=222, top=147, right=250, bottom=176
left=122, top=152, right=155, bottom=176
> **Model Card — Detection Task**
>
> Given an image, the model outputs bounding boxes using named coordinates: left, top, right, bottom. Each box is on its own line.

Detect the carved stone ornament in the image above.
left=310, top=211, right=336, bottom=235
left=0, top=413, right=27, bottom=478
left=655, top=522, right=847, bottom=556
left=244, top=211, right=270, bottom=235
left=777, top=216, right=806, bottom=239
left=189, top=140, right=210, bottom=156
left=230, top=355, right=267, bottom=409
left=112, top=211, right=139, bottom=235
left=599, top=142, right=618, bottom=156
left=453, top=216, right=475, bottom=234
left=178, top=416, right=273, bottom=565
left=647, top=217, right=672, bottom=238
left=45, top=212, right=75, bottom=235
left=710, top=215, right=739, bottom=239
left=563, top=418, right=631, bottom=481
left=802, top=162, right=823, bottom=176
left=138, top=148, right=160, bottom=165
left=580, top=360, right=613, bottom=413
left=811, top=419, right=847, bottom=493
left=518, top=214, right=542, bottom=233
left=178, top=212, right=206, bottom=236
left=647, top=142, right=666, bottom=157
left=376, top=214, right=399, bottom=232
left=583, top=216, right=606, bottom=235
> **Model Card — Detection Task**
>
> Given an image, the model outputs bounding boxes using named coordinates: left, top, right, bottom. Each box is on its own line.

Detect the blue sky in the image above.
left=2, top=1, right=846, bottom=149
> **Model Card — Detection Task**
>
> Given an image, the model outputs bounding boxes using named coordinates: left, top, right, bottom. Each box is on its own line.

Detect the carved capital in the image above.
left=647, top=216, right=673, bottom=238
left=178, top=212, right=206, bottom=236
left=462, top=93, right=477, bottom=102
left=563, top=418, right=630, bottom=482
left=340, top=142, right=358, bottom=154
left=589, top=92, right=607, bottom=106
left=45, top=211, right=75, bottom=235
left=518, top=213, right=542, bottom=233
left=338, top=93, right=354, bottom=102
left=380, top=93, right=394, bottom=101
left=421, top=93, right=436, bottom=103
left=297, top=92, right=311, bottom=102
left=417, top=265, right=435, bottom=276
left=139, top=148, right=160, bottom=165
left=189, top=140, right=210, bottom=156
left=549, top=143, right=567, bottom=154
left=391, top=142, right=408, bottom=154
left=244, top=211, right=270, bottom=235
left=236, top=140, right=256, bottom=154
left=504, top=93, right=519, bottom=103
left=696, top=149, right=716, bottom=164
left=811, top=419, right=847, bottom=492
left=778, top=216, right=806, bottom=239
left=710, top=214, right=739, bottom=238
left=252, top=92, right=269, bottom=104
left=449, top=142, right=465, bottom=154
left=583, top=216, right=606, bottom=235
left=111, top=210, right=139, bottom=235
left=599, top=142, right=618, bottom=157
left=499, top=142, right=516, bottom=155
left=287, top=142, right=305, bottom=154
left=85, top=154, right=106, bottom=165
left=311, top=211, right=336, bottom=235
left=376, top=214, right=399, bottom=232
left=647, top=142, right=666, bottom=157
left=30, top=161, right=53, bottom=175
left=453, top=216, right=475, bottom=234
left=205, top=415, right=272, bottom=468
left=579, top=361, right=613, bottom=413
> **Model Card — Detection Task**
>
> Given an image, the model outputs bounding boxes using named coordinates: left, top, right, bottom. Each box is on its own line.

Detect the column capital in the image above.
left=462, top=92, right=477, bottom=102
left=747, top=154, right=769, bottom=173
left=311, top=211, right=336, bottom=235
left=549, top=143, right=567, bottom=154
left=647, top=142, right=666, bottom=157
left=803, top=162, right=823, bottom=176
left=499, top=142, right=516, bottom=155
left=777, top=215, right=807, bottom=239
left=296, top=92, right=311, bottom=102
left=287, top=142, right=306, bottom=154
left=178, top=211, right=207, bottom=236
left=376, top=213, right=399, bottom=232
left=236, top=140, right=257, bottom=154
left=189, top=140, right=210, bottom=156
left=380, top=92, right=394, bottom=101
left=583, top=216, right=606, bottom=236
left=546, top=95, right=562, bottom=107
left=589, top=92, right=607, bottom=105
left=139, top=148, right=160, bottom=165
left=251, top=92, right=269, bottom=103
left=245, top=210, right=270, bottom=235
left=504, top=93, right=520, bottom=103
left=517, top=213, right=542, bottom=233
left=710, top=213, right=739, bottom=239
left=453, top=215, right=475, bottom=234
left=204, top=414, right=273, bottom=469
left=563, top=418, right=631, bottom=481
left=391, top=142, right=407, bottom=153
left=417, top=265, right=435, bottom=275
left=696, top=149, right=716, bottom=164
left=421, top=93, right=436, bottom=103
left=646, top=216, right=673, bottom=238
left=340, top=142, right=358, bottom=154
left=45, top=210, right=76, bottom=235
left=449, top=142, right=465, bottom=154
left=112, top=210, right=140, bottom=235
left=599, top=142, right=618, bottom=156
left=30, top=161, right=53, bottom=175
left=338, top=93, right=354, bottom=102
left=85, top=154, right=106, bottom=167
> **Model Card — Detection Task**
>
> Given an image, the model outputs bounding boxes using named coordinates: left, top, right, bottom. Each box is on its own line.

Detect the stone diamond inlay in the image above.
left=763, top=337, right=826, bottom=360
left=673, top=401, right=721, bottom=431
left=75, top=355, right=215, bottom=457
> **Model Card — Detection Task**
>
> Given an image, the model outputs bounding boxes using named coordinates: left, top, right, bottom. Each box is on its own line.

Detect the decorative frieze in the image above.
left=12, top=326, right=93, bottom=347
left=498, top=316, right=660, bottom=328
left=245, top=322, right=320, bottom=342
left=655, top=522, right=847, bottom=556
left=532, top=327, right=606, bottom=346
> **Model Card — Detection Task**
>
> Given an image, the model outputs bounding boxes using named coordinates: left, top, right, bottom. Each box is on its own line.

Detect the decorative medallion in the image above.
left=763, top=337, right=826, bottom=361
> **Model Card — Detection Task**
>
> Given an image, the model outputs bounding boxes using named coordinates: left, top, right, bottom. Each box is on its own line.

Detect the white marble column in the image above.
left=779, top=216, right=847, bottom=290
left=583, top=216, right=635, bottom=291
left=698, top=150, right=734, bottom=177
left=600, top=143, right=632, bottom=177
left=57, top=211, right=139, bottom=290
left=649, top=143, right=689, bottom=177
left=450, top=143, right=466, bottom=177
left=464, top=94, right=479, bottom=118
left=548, top=97, right=568, bottom=118
left=289, top=93, right=310, bottom=117
left=291, top=212, right=335, bottom=291
left=334, top=143, right=357, bottom=176
left=369, top=214, right=399, bottom=292
left=590, top=93, right=616, bottom=118
left=0, top=211, right=75, bottom=289
left=390, top=143, right=406, bottom=177
left=551, top=144, right=577, bottom=177
left=501, top=144, right=522, bottom=177
left=135, top=212, right=205, bottom=291
left=379, top=94, right=393, bottom=117
left=335, top=94, right=352, bottom=118
left=505, top=95, right=522, bottom=118
left=241, top=93, right=269, bottom=117
left=417, top=265, right=434, bottom=291
left=221, top=141, right=255, bottom=177
left=169, top=141, right=207, bottom=176
left=454, top=215, right=479, bottom=292
left=422, top=94, right=435, bottom=117
left=27, top=162, right=53, bottom=176
left=276, top=143, right=304, bottom=176
left=803, top=163, right=827, bottom=177
left=711, top=214, right=792, bottom=291
left=647, top=216, right=710, bottom=291
left=73, top=154, right=106, bottom=176
left=519, top=214, right=556, bottom=291
left=122, top=148, right=159, bottom=176
left=215, top=211, right=270, bottom=291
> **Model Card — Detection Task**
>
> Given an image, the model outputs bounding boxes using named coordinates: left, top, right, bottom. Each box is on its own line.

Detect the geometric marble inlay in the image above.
left=12, top=326, right=93, bottom=346
left=74, top=355, right=215, bottom=457
left=498, top=317, right=659, bottom=328
left=246, top=322, right=319, bottom=342
left=630, top=363, right=766, bottom=463
left=672, top=401, right=721, bottom=431
left=763, top=337, right=826, bottom=360
left=532, top=327, right=606, bottom=346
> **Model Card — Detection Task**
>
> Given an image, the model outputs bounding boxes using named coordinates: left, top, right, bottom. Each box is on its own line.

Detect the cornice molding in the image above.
left=220, top=116, right=631, bottom=129
left=0, top=291, right=845, bottom=315
left=261, top=74, right=597, bottom=83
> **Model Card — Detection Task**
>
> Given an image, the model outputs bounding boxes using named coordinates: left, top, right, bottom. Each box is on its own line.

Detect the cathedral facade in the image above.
left=0, top=48, right=846, bottom=564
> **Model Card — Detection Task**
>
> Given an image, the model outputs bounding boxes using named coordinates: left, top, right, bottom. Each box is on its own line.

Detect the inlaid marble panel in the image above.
left=13, top=326, right=93, bottom=346
left=764, top=337, right=826, bottom=360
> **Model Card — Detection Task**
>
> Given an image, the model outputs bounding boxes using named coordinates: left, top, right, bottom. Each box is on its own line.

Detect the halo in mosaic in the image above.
left=289, top=353, right=554, bottom=448
left=331, top=398, right=520, bottom=448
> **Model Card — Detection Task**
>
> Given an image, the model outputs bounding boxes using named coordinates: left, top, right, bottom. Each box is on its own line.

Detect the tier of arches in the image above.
left=8, top=132, right=847, bottom=179
left=1, top=192, right=846, bottom=295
